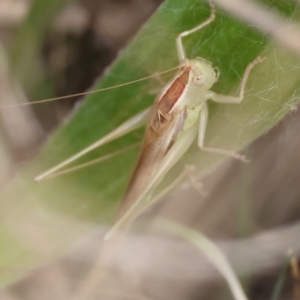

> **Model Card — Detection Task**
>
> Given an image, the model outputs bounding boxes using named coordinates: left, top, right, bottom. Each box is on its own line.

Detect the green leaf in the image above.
left=1, top=0, right=300, bottom=285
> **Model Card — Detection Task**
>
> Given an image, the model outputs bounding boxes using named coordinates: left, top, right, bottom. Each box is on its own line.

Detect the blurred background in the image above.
left=0, top=0, right=300, bottom=300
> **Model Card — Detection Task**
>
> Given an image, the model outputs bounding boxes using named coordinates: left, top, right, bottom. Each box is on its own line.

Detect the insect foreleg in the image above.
left=176, top=1, right=216, bottom=61
left=210, top=56, right=265, bottom=104
left=197, top=56, right=265, bottom=161
left=35, top=107, right=151, bottom=182
left=198, top=102, right=248, bottom=162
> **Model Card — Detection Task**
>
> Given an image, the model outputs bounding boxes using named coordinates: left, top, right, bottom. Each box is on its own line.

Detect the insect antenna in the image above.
left=0, top=66, right=179, bottom=109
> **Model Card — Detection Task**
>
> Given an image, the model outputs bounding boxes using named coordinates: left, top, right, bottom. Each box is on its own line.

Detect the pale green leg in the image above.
left=198, top=56, right=265, bottom=161
left=210, top=56, right=266, bottom=104
left=198, top=102, right=248, bottom=162
left=35, top=107, right=151, bottom=182
left=104, top=123, right=199, bottom=240
left=176, top=1, right=216, bottom=61
left=142, top=165, right=204, bottom=213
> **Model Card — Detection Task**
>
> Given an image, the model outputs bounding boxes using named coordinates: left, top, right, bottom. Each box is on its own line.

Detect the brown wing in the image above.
left=115, top=108, right=185, bottom=220
left=115, top=66, right=191, bottom=220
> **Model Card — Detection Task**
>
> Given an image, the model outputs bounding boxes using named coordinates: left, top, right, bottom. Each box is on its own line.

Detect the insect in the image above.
left=33, top=1, right=265, bottom=240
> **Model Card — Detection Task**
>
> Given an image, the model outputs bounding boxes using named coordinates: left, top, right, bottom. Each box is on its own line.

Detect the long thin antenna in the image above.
left=1, top=66, right=179, bottom=108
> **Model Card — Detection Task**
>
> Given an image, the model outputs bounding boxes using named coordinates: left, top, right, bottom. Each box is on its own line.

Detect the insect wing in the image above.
left=115, top=105, right=185, bottom=219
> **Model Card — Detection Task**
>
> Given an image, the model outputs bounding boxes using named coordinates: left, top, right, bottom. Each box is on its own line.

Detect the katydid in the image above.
left=33, top=1, right=265, bottom=240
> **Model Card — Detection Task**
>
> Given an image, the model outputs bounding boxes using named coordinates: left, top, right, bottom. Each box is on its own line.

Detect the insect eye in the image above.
left=193, top=75, right=205, bottom=85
